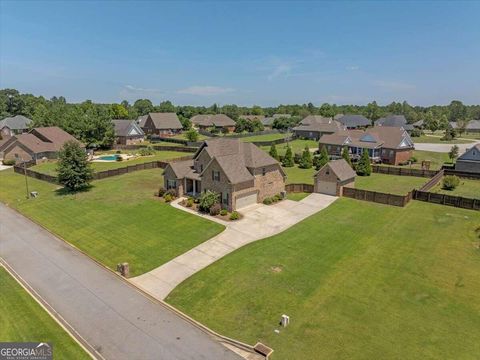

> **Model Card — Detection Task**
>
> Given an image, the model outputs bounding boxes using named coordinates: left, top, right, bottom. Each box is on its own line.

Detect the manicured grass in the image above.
left=171, top=133, right=210, bottom=141
left=412, top=135, right=474, bottom=144
left=261, top=139, right=318, bottom=156
left=0, top=267, right=89, bottom=359
left=283, top=166, right=316, bottom=184
left=412, top=150, right=451, bottom=170
left=167, top=199, right=480, bottom=360
left=286, top=192, right=310, bottom=201
left=355, top=173, right=427, bottom=195
left=30, top=151, right=190, bottom=176
left=240, top=133, right=291, bottom=142
left=0, top=169, right=224, bottom=276
left=431, top=177, right=480, bottom=199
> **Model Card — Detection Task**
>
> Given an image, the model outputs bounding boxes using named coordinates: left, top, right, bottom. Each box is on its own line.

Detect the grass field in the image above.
left=171, top=133, right=210, bottom=141
left=240, top=133, right=291, bottom=142
left=412, top=135, right=474, bottom=144
left=283, top=165, right=316, bottom=184
left=432, top=177, right=480, bottom=199
left=286, top=192, right=310, bottom=201
left=411, top=150, right=451, bottom=170
left=167, top=199, right=480, bottom=360
left=355, top=173, right=427, bottom=195
left=0, top=169, right=223, bottom=276
left=0, top=267, right=89, bottom=359
left=261, top=139, right=318, bottom=156
left=30, top=151, right=190, bottom=176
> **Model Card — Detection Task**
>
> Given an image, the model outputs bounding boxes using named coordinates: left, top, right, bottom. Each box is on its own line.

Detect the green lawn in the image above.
left=171, top=133, right=210, bottom=141
left=431, top=177, right=480, bottom=199
left=0, top=267, right=89, bottom=359
left=0, top=169, right=224, bottom=276
left=240, top=133, right=292, bottom=142
left=355, top=173, right=427, bottom=195
left=30, top=151, right=190, bottom=176
left=412, top=150, right=452, bottom=170
left=412, top=135, right=474, bottom=144
left=283, top=166, right=316, bottom=184
left=167, top=199, right=480, bottom=360
left=261, top=139, right=318, bottom=156
left=286, top=192, right=310, bottom=201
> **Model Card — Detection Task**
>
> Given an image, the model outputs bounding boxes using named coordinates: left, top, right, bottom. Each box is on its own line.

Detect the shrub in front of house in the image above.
left=442, top=175, right=460, bottom=190
left=263, top=197, right=273, bottom=205
left=186, top=198, right=194, bottom=207
left=229, top=211, right=239, bottom=220
left=220, top=209, right=228, bottom=216
left=209, top=203, right=221, bottom=216
left=165, top=188, right=177, bottom=198
left=164, top=194, right=173, bottom=202
left=158, top=186, right=166, bottom=197
left=274, top=194, right=283, bottom=202
left=409, top=156, right=418, bottom=163
left=2, top=159, right=16, bottom=166
left=199, top=190, right=220, bottom=212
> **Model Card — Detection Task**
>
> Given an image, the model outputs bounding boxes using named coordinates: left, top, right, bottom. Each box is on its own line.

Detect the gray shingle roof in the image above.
left=317, top=159, right=356, bottom=182
left=0, top=115, right=32, bottom=130
left=191, top=114, right=236, bottom=127
left=112, top=119, right=144, bottom=137
left=137, top=115, right=148, bottom=128
left=337, top=114, right=371, bottom=128
left=148, top=113, right=182, bottom=130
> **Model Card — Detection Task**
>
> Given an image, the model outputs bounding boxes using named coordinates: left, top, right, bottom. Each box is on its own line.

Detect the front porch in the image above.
left=184, top=178, right=202, bottom=197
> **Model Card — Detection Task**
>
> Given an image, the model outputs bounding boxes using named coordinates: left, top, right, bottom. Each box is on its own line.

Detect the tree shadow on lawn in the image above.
left=54, top=185, right=95, bottom=196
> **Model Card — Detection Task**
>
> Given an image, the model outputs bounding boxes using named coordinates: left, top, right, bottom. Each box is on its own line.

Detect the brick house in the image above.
left=0, top=115, right=32, bottom=137
left=0, top=126, right=84, bottom=164
left=112, top=119, right=145, bottom=145
left=374, top=115, right=414, bottom=132
left=319, top=126, right=414, bottom=165
left=455, top=144, right=480, bottom=173
left=163, top=138, right=286, bottom=210
left=293, top=115, right=345, bottom=140
left=190, top=114, right=236, bottom=133
left=142, top=113, right=183, bottom=136
left=314, top=159, right=356, bottom=196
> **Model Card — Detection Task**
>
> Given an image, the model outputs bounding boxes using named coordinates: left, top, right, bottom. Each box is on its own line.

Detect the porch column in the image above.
left=192, top=179, right=196, bottom=195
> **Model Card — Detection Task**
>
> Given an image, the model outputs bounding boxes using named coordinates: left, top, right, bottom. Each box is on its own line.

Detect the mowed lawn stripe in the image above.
left=167, top=199, right=480, bottom=359
left=0, top=267, right=90, bottom=359
left=0, top=169, right=224, bottom=276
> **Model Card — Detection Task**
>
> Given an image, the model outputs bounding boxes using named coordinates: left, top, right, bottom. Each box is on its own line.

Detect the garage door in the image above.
left=235, top=193, right=258, bottom=209
left=315, top=181, right=337, bottom=196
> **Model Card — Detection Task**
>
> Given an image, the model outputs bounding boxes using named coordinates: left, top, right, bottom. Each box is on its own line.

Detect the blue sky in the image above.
left=1, top=1, right=479, bottom=106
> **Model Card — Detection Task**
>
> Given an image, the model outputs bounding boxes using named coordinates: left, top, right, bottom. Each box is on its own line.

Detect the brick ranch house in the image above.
left=163, top=138, right=286, bottom=210
left=319, top=126, right=414, bottom=165
left=112, top=119, right=145, bottom=145
left=0, top=126, right=84, bottom=164
left=292, top=115, right=345, bottom=140
left=190, top=114, right=236, bottom=133
left=141, top=112, right=183, bottom=136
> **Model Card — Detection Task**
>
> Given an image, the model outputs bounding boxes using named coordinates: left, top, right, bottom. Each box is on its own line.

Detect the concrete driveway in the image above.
left=131, top=193, right=337, bottom=300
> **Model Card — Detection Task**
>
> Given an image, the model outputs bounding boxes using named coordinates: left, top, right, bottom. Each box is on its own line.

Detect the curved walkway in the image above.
left=131, top=193, right=338, bottom=300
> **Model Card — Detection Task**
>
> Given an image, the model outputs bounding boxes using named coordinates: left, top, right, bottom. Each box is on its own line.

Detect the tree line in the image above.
left=2, top=88, right=479, bottom=147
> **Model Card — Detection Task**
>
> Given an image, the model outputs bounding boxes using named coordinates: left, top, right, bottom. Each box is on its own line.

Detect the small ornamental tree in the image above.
left=269, top=143, right=279, bottom=160
left=442, top=126, right=456, bottom=141
left=315, top=146, right=329, bottom=170
left=299, top=145, right=313, bottom=169
left=198, top=190, right=219, bottom=212
left=449, top=145, right=459, bottom=162
left=442, top=175, right=460, bottom=190
left=57, top=140, right=93, bottom=191
left=356, top=150, right=372, bottom=176
left=186, top=128, right=199, bottom=142
left=282, top=145, right=294, bottom=167
left=341, top=146, right=352, bottom=167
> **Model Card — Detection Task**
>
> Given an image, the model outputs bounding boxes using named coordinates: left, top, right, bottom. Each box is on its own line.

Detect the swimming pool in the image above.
left=97, top=155, right=119, bottom=161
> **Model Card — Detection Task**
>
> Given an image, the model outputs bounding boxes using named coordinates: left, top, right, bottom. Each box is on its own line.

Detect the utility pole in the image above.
left=15, top=154, right=30, bottom=199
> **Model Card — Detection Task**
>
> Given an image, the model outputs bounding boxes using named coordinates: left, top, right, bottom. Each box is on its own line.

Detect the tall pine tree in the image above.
left=299, top=145, right=313, bottom=169
left=356, top=150, right=372, bottom=176
left=282, top=145, right=294, bottom=167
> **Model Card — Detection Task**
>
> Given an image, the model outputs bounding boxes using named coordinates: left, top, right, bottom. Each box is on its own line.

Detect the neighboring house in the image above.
left=314, top=159, right=356, bottom=196
left=190, top=114, right=236, bottom=133
left=450, top=120, right=480, bottom=133
left=412, top=119, right=424, bottom=129
left=142, top=113, right=183, bottom=136
left=375, top=115, right=414, bottom=131
left=262, top=114, right=291, bottom=128
left=0, top=126, right=84, bottom=164
left=455, top=144, right=480, bottom=173
left=137, top=115, right=148, bottom=129
left=112, top=119, right=145, bottom=145
left=0, top=115, right=32, bottom=137
left=319, top=126, right=415, bottom=165
left=293, top=115, right=344, bottom=140
left=163, top=138, right=286, bottom=210
left=336, top=114, right=371, bottom=129
left=239, top=115, right=265, bottom=122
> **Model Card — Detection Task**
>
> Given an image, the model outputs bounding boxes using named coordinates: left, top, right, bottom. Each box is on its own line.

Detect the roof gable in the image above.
left=147, top=113, right=182, bottom=130
left=458, top=144, right=480, bottom=161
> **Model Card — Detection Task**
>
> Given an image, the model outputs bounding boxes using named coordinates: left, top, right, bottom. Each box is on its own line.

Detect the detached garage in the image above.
left=314, top=159, right=356, bottom=196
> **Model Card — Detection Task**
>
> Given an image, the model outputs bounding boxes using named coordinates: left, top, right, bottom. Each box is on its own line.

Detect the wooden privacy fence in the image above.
left=444, top=169, right=480, bottom=180
left=251, top=137, right=293, bottom=147
left=285, top=183, right=314, bottom=193
left=372, top=165, right=438, bottom=178
left=113, top=144, right=198, bottom=152
left=413, top=190, right=480, bottom=211
left=419, top=169, right=444, bottom=191
left=13, top=155, right=194, bottom=184
left=342, top=187, right=413, bottom=207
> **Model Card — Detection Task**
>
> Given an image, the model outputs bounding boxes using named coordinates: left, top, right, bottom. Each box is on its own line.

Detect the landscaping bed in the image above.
left=177, top=198, right=241, bottom=221
left=167, top=199, right=480, bottom=360
left=0, top=169, right=224, bottom=276
left=0, top=267, right=89, bottom=359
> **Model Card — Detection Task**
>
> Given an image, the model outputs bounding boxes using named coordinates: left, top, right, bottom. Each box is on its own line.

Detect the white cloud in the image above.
left=123, top=84, right=161, bottom=93
left=176, top=85, right=234, bottom=96
left=346, top=65, right=360, bottom=71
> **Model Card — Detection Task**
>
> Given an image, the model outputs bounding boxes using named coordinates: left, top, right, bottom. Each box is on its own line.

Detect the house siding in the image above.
left=455, top=160, right=480, bottom=173
left=314, top=164, right=355, bottom=196
left=251, top=165, right=286, bottom=201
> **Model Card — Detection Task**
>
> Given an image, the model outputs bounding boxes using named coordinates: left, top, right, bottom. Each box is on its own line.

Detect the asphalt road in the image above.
left=0, top=203, right=242, bottom=360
